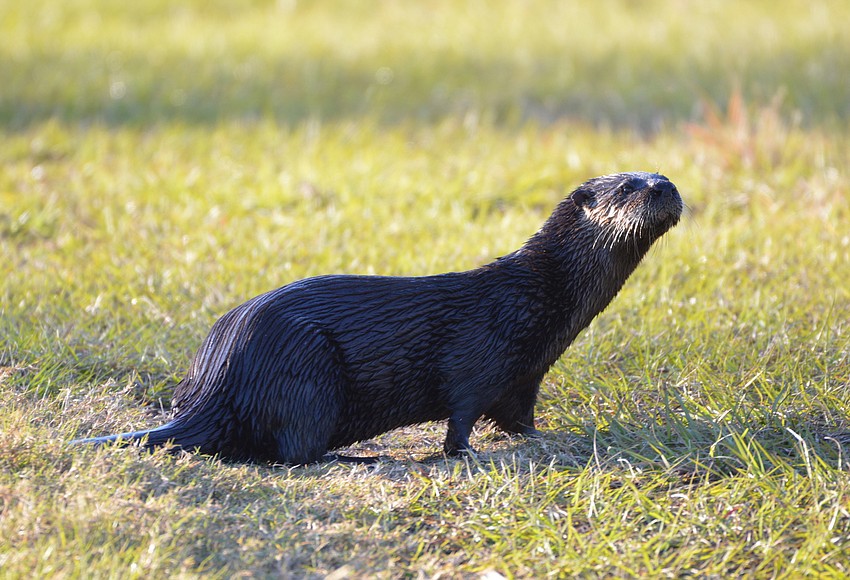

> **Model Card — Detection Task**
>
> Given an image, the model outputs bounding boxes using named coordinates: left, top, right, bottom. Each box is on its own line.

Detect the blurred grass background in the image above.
left=3, top=0, right=850, bottom=129
left=2, top=0, right=850, bottom=577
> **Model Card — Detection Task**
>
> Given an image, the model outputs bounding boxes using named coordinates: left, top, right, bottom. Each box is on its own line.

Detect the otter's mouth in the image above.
left=644, top=183, right=684, bottom=231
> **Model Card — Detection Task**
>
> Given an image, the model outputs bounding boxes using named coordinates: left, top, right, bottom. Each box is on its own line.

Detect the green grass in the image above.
left=2, top=0, right=850, bottom=577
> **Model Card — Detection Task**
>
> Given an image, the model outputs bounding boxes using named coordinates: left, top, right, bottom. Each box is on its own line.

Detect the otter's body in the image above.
left=73, top=172, right=683, bottom=463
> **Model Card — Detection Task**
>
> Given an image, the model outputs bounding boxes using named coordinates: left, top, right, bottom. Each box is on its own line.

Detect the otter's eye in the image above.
left=619, top=182, right=636, bottom=195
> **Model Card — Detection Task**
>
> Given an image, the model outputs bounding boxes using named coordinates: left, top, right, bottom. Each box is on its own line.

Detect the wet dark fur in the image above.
left=72, top=172, right=683, bottom=464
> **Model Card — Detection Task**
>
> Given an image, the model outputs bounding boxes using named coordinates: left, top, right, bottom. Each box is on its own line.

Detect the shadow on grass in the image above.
left=314, top=409, right=850, bottom=482
left=56, top=405, right=850, bottom=483
left=3, top=43, right=850, bottom=132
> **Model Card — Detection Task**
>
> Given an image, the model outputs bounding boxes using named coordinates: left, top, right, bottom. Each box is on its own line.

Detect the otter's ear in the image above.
left=572, top=188, right=593, bottom=207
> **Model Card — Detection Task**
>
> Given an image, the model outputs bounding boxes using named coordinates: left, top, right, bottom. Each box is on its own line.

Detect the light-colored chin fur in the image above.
left=582, top=196, right=680, bottom=251
left=582, top=201, right=645, bottom=251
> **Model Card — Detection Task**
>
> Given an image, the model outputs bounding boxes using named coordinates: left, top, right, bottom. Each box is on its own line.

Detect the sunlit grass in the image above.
left=2, top=0, right=850, bottom=577
left=3, top=0, right=850, bottom=129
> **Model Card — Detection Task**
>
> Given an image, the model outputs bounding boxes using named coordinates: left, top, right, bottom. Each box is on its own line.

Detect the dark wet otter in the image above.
left=72, top=171, right=682, bottom=463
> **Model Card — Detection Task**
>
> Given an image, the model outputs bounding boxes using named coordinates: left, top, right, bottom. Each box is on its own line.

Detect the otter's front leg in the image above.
left=483, top=380, right=541, bottom=437
left=443, top=413, right=479, bottom=456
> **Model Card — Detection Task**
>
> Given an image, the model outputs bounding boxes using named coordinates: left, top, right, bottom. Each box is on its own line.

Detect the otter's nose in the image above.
left=650, top=180, right=676, bottom=198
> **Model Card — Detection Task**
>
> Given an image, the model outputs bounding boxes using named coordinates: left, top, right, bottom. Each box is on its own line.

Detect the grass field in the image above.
left=2, top=0, right=850, bottom=577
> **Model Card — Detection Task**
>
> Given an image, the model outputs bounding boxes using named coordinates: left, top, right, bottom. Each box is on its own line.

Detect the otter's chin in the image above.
left=647, top=191, right=683, bottom=229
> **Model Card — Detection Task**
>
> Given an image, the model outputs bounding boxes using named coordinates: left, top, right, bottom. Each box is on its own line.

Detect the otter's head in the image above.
left=570, top=172, right=683, bottom=249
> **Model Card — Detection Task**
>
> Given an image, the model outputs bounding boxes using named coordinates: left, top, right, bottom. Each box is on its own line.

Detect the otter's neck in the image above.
left=502, top=207, right=651, bottom=358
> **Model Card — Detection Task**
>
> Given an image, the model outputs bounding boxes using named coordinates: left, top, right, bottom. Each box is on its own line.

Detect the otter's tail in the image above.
left=69, top=412, right=222, bottom=453
left=70, top=423, right=175, bottom=449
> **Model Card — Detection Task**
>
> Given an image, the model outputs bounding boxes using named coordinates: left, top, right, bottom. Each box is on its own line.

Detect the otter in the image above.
left=72, top=171, right=682, bottom=464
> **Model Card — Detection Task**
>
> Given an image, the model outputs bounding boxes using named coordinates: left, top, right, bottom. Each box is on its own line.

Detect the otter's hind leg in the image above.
left=238, top=321, right=347, bottom=465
